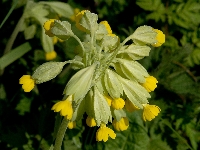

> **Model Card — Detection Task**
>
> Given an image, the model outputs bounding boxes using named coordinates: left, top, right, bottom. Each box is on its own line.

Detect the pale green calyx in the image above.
left=32, top=62, right=67, bottom=84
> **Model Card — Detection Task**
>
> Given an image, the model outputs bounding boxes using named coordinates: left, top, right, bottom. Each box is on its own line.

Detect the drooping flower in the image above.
left=142, top=104, right=161, bottom=121
left=96, top=123, right=116, bottom=142
left=67, top=121, right=76, bottom=129
left=51, top=95, right=73, bottom=120
left=111, top=98, right=125, bottom=109
left=70, top=8, right=80, bottom=22
left=151, top=29, right=165, bottom=47
left=75, top=10, right=89, bottom=32
left=45, top=50, right=57, bottom=61
left=112, top=117, right=129, bottom=131
left=43, top=19, right=56, bottom=37
left=86, top=116, right=97, bottom=127
left=125, top=99, right=139, bottom=112
left=141, top=76, right=158, bottom=92
left=19, top=75, right=35, bottom=92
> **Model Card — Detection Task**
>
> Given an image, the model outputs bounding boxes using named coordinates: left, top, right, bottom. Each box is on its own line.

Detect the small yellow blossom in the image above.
left=86, top=116, right=97, bottom=127
left=125, top=99, right=139, bottom=112
left=75, top=10, right=89, bottom=32
left=19, top=75, right=35, bottom=92
left=45, top=50, right=57, bottom=61
left=100, top=21, right=112, bottom=34
left=141, top=76, right=158, bottom=92
left=142, top=104, right=161, bottom=121
left=112, top=117, right=129, bottom=131
left=104, top=95, right=112, bottom=106
left=67, top=121, right=76, bottom=129
left=70, top=8, right=80, bottom=22
left=96, top=123, right=116, bottom=142
left=111, top=98, right=125, bottom=109
left=51, top=95, right=73, bottom=120
left=43, top=19, right=56, bottom=37
left=53, top=37, right=64, bottom=45
left=152, top=29, right=165, bottom=47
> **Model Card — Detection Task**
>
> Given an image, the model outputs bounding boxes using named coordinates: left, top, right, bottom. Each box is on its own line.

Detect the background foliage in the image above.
left=0, top=0, right=200, bottom=149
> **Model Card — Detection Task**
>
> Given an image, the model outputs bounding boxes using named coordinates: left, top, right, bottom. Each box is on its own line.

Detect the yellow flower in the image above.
left=96, top=123, right=116, bottom=142
left=104, top=95, right=112, bottom=106
left=100, top=21, right=112, bottom=34
left=142, top=104, right=161, bottom=121
left=43, top=19, right=56, bottom=37
left=70, top=8, right=80, bottom=21
left=111, top=98, right=125, bottom=109
left=112, top=117, right=129, bottom=131
left=125, top=99, right=139, bottom=112
left=151, top=29, right=165, bottom=47
left=19, top=75, right=35, bottom=92
left=53, top=37, right=64, bottom=45
left=51, top=95, right=73, bottom=120
left=75, top=10, right=89, bottom=32
left=141, top=76, right=158, bottom=92
left=45, top=50, right=57, bottom=61
left=67, top=121, right=76, bottom=129
left=86, top=116, right=97, bottom=127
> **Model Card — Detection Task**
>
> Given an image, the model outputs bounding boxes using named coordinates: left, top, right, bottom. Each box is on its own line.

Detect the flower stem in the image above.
left=53, top=118, right=69, bottom=150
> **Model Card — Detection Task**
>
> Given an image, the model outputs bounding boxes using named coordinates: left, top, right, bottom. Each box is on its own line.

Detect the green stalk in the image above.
left=53, top=119, right=69, bottom=150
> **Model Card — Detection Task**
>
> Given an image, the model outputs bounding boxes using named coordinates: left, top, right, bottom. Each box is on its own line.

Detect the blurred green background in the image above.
left=0, top=0, right=200, bottom=149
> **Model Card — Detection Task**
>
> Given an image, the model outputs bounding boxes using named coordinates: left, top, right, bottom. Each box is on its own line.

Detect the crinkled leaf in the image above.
left=32, top=62, right=67, bottom=84
left=63, top=64, right=96, bottom=102
left=104, top=69, right=123, bottom=99
left=51, top=20, right=74, bottom=40
left=94, top=86, right=112, bottom=126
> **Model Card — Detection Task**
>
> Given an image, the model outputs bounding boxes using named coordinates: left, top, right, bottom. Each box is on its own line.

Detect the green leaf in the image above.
left=147, top=139, right=172, bottom=150
left=15, top=98, right=32, bottom=115
left=0, top=42, right=31, bottom=70
left=39, top=1, right=74, bottom=19
left=93, top=86, right=112, bottom=126
left=104, top=69, right=123, bottom=99
left=63, top=64, right=96, bottom=102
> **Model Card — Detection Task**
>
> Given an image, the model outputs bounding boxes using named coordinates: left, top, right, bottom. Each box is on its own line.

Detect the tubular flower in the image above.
left=45, top=50, right=57, bottom=61
left=141, top=76, right=158, bottom=92
left=75, top=10, right=89, bottom=32
left=96, top=123, right=116, bottom=142
left=112, top=117, right=129, bottom=131
left=86, top=116, right=97, bottom=127
left=70, top=8, right=80, bottom=21
left=100, top=21, right=112, bottom=34
left=151, top=29, right=165, bottom=47
left=111, top=98, right=125, bottom=109
left=142, top=104, right=161, bottom=121
left=104, top=95, right=112, bottom=106
left=43, top=19, right=56, bottom=37
left=19, top=75, right=35, bottom=92
left=51, top=95, right=73, bottom=120
left=125, top=99, right=139, bottom=112
left=67, top=121, right=76, bottom=129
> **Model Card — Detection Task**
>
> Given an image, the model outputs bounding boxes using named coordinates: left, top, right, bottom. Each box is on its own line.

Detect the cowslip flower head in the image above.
left=112, top=117, right=129, bottom=131
left=151, top=29, right=165, bottom=47
left=142, top=104, right=161, bottom=121
left=43, top=19, right=56, bottom=37
left=75, top=10, right=89, bottom=32
left=67, top=121, right=76, bottom=129
left=19, top=75, right=35, bottom=92
left=86, top=116, right=97, bottom=127
left=111, top=98, right=125, bottom=109
left=45, top=50, right=57, bottom=61
left=96, top=123, right=116, bottom=142
left=100, top=21, right=112, bottom=34
left=141, top=76, right=158, bottom=92
left=51, top=95, right=73, bottom=120
left=125, top=99, right=139, bottom=112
